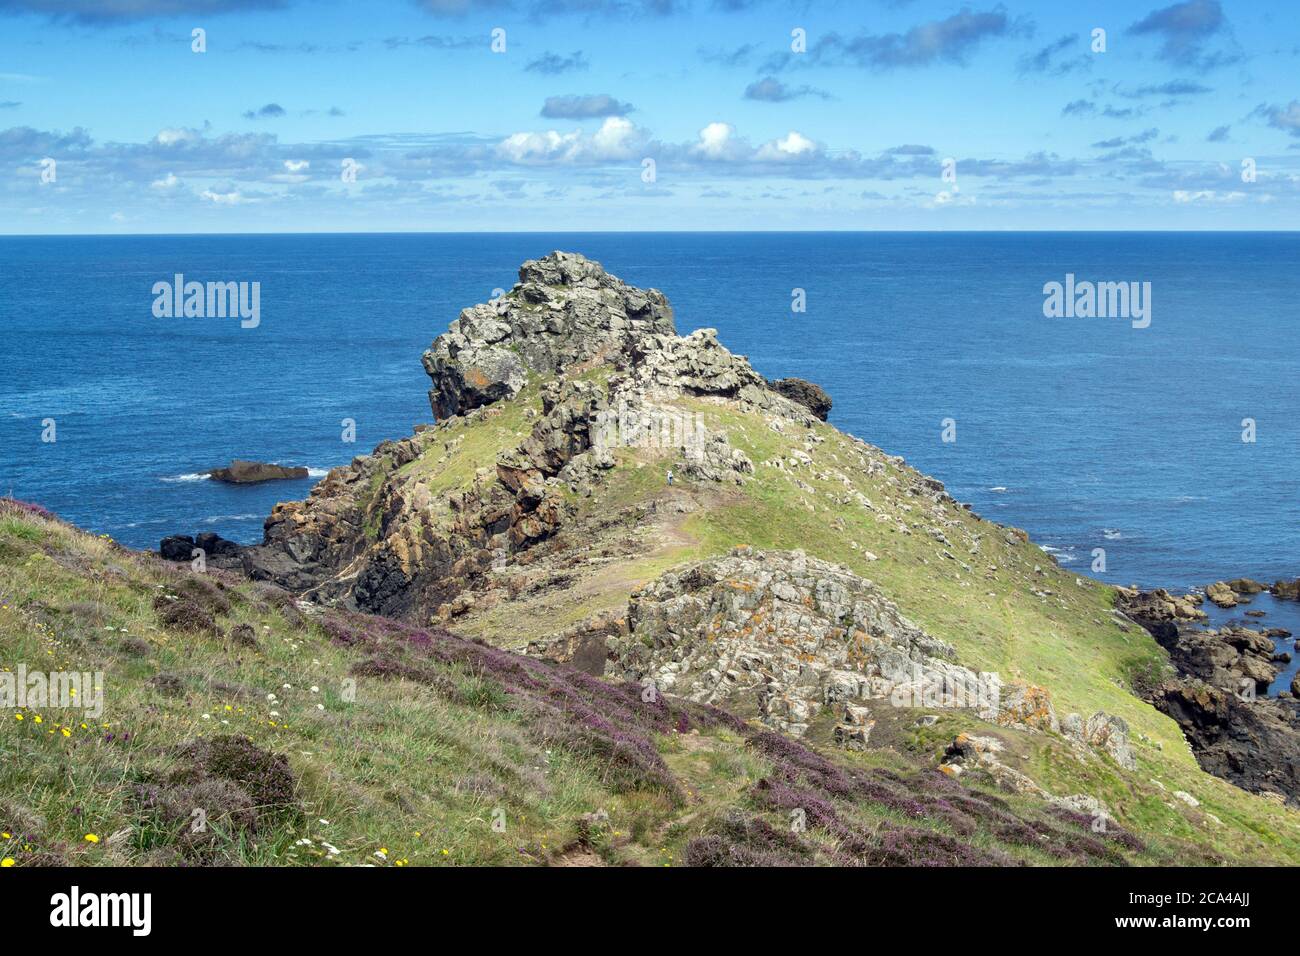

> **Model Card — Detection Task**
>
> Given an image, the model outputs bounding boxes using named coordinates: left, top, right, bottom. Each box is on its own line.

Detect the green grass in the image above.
left=5, top=364, right=1299, bottom=867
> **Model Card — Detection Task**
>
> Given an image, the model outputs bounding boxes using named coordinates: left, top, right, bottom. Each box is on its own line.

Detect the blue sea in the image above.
left=3, top=233, right=1298, bottom=607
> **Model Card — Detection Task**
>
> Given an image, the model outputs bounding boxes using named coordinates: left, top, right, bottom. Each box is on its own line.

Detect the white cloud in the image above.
left=1172, top=189, right=1245, bottom=203
left=496, top=117, right=649, bottom=165
left=200, top=188, right=246, bottom=205
left=756, top=130, right=817, bottom=162
left=589, top=117, right=642, bottom=160
left=150, top=172, right=180, bottom=190
left=497, top=129, right=583, bottom=163
left=155, top=127, right=200, bottom=147
left=693, top=122, right=745, bottom=161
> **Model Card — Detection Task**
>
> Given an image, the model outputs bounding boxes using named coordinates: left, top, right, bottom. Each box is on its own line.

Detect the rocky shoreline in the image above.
left=1117, top=581, right=1300, bottom=805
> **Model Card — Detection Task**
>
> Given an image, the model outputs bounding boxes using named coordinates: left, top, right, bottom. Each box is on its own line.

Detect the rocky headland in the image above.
left=152, top=250, right=1300, bottom=839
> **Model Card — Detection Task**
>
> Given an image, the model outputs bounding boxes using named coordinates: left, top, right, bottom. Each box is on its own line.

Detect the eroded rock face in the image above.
left=1118, top=585, right=1298, bottom=802
left=604, top=547, right=1002, bottom=737
left=1153, top=682, right=1300, bottom=805
left=767, top=377, right=832, bottom=421
left=421, top=251, right=675, bottom=419
left=240, top=253, right=826, bottom=620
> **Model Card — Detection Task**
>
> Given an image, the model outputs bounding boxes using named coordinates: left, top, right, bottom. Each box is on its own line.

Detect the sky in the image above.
left=1, top=0, right=1298, bottom=232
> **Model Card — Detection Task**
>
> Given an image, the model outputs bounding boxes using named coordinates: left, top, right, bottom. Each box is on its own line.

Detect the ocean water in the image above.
left=2, top=233, right=1297, bottom=601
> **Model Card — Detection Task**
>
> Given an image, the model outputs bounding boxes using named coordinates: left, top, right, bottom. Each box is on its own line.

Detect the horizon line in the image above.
left=4, top=228, right=1300, bottom=238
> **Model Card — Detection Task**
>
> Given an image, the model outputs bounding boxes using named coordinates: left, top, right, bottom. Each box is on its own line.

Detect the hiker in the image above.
left=667, top=469, right=674, bottom=486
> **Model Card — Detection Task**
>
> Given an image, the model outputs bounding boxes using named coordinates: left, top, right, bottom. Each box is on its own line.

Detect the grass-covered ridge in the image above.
left=4, top=498, right=1289, bottom=866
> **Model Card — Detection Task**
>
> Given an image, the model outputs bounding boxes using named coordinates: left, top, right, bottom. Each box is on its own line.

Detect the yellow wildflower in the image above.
left=84, top=834, right=99, bottom=844
left=0, top=859, right=13, bottom=868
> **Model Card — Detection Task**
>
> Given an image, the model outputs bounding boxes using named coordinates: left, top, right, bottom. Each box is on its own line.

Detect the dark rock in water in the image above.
left=1272, top=578, right=1300, bottom=601
left=209, top=460, right=308, bottom=483
left=767, top=377, right=832, bottom=421
left=1120, top=585, right=1300, bottom=804
left=1228, top=578, right=1266, bottom=594
left=160, top=535, right=195, bottom=561
left=1245, top=609, right=1266, bottom=618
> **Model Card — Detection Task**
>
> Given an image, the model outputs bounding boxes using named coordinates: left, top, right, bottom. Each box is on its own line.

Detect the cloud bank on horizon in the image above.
left=1, top=0, right=1298, bottom=232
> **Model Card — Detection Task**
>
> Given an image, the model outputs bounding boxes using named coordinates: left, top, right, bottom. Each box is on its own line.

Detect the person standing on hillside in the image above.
left=667, top=468, right=674, bottom=487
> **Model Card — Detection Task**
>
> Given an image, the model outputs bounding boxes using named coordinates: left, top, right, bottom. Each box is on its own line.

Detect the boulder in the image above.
left=1272, top=579, right=1300, bottom=601
left=209, top=460, right=308, bottom=483
left=767, top=377, right=832, bottom=421
left=1205, top=581, right=1238, bottom=608
left=160, top=535, right=196, bottom=561
left=1228, top=578, right=1266, bottom=595
left=603, top=548, right=994, bottom=736
left=1084, top=712, right=1137, bottom=770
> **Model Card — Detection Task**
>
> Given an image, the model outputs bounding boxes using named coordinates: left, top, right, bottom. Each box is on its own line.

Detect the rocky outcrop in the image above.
left=239, top=253, right=830, bottom=622
left=1119, top=585, right=1298, bottom=803
left=602, top=547, right=998, bottom=737
left=160, top=532, right=243, bottom=570
left=1205, top=581, right=1238, bottom=608
left=767, top=377, right=832, bottom=421
left=1273, top=579, right=1300, bottom=601
left=1153, top=681, right=1300, bottom=805
left=1160, top=625, right=1279, bottom=696
left=421, top=250, right=674, bottom=419
left=1114, top=586, right=1206, bottom=638
left=209, top=460, right=308, bottom=483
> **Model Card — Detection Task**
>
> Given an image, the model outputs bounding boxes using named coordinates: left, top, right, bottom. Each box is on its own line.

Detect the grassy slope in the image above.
left=381, top=378, right=1300, bottom=863
left=0, top=502, right=1274, bottom=867
left=4, top=363, right=1298, bottom=866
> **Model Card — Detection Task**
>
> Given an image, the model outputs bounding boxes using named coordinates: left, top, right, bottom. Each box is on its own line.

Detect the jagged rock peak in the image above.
left=421, top=251, right=676, bottom=419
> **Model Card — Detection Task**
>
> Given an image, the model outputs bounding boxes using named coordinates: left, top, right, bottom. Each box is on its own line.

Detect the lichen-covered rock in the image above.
left=1084, top=712, right=1136, bottom=770
left=421, top=251, right=675, bottom=419
left=996, top=681, right=1059, bottom=733
left=605, top=548, right=1000, bottom=736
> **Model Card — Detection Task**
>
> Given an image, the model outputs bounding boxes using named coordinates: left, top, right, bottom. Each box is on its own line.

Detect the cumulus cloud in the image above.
left=0, top=124, right=92, bottom=159
left=496, top=116, right=649, bottom=164
left=1173, top=188, right=1245, bottom=203
left=200, top=185, right=248, bottom=204
left=1091, top=128, right=1159, bottom=149
left=754, top=130, right=817, bottom=162
left=540, top=94, right=632, bottom=118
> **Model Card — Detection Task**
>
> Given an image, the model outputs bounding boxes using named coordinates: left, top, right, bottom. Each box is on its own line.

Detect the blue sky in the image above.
left=1, top=0, right=1298, bottom=232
